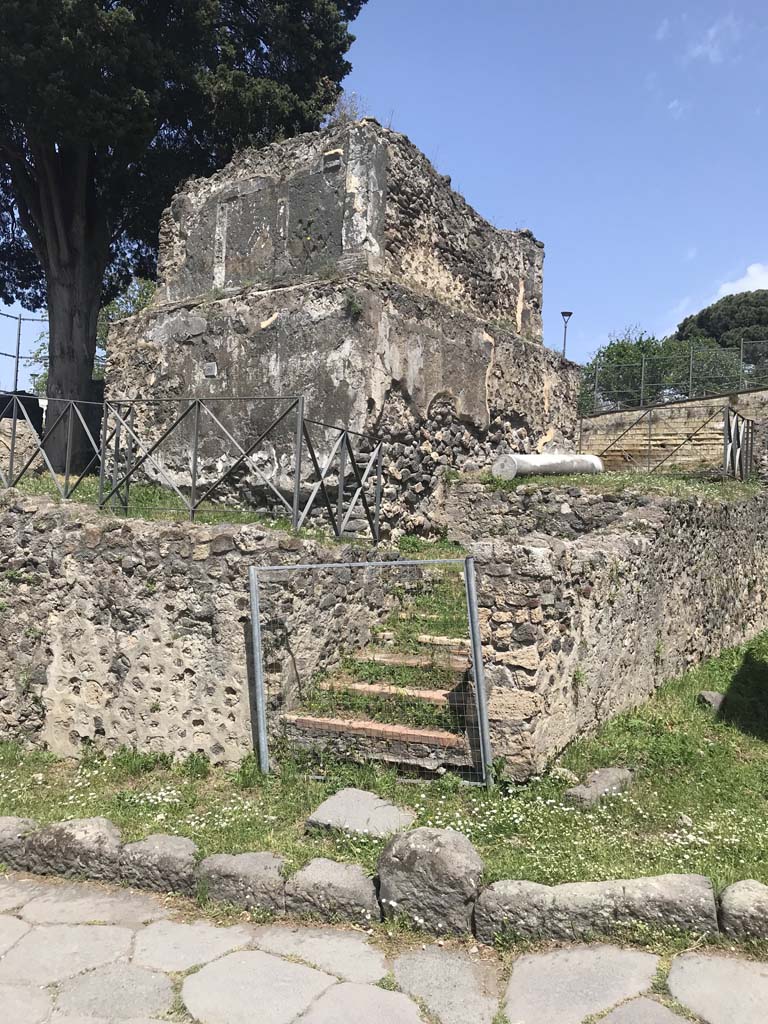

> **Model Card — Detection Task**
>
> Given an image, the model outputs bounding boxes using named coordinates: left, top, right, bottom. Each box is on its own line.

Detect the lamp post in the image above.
left=561, top=311, right=573, bottom=359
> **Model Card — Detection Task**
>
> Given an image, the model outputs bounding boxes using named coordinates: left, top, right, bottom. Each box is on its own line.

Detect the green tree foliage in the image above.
left=0, top=0, right=365, bottom=463
left=676, top=290, right=768, bottom=347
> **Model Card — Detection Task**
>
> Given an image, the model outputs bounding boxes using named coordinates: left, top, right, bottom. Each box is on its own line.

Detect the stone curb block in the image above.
left=474, top=874, right=719, bottom=944
left=2, top=815, right=764, bottom=942
left=198, top=852, right=287, bottom=915
left=284, top=858, right=380, bottom=925
left=0, top=816, right=38, bottom=870
left=120, top=833, right=199, bottom=895
left=719, top=880, right=768, bottom=939
left=378, top=827, right=484, bottom=934
left=23, top=817, right=123, bottom=881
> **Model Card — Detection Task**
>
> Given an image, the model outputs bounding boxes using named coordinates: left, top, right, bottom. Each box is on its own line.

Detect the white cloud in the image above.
left=716, top=262, right=768, bottom=298
left=686, top=14, right=741, bottom=64
left=667, top=98, right=688, bottom=120
left=655, top=17, right=670, bottom=41
left=684, top=246, right=698, bottom=262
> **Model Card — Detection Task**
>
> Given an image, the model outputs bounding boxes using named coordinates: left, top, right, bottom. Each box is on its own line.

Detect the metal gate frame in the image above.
left=247, top=556, right=494, bottom=786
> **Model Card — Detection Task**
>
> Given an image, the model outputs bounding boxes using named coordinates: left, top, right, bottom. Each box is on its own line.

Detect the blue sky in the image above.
left=3, top=2, right=767, bottom=388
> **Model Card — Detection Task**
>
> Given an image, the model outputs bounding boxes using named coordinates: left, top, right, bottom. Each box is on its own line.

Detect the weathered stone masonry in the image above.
left=108, top=120, right=580, bottom=530
left=448, top=481, right=768, bottom=779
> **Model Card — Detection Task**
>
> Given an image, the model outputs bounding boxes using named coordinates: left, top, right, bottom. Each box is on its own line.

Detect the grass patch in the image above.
left=301, top=682, right=459, bottom=732
left=476, top=469, right=762, bottom=502
left=2, top=631, right=768, bottom=891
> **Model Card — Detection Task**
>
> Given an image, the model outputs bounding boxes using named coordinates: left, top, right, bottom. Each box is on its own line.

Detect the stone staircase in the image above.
left=279, top=586, right=481, bottom=774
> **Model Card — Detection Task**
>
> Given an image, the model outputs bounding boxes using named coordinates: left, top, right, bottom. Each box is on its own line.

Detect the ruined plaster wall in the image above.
left=155, top=119, right=543, bottom=332
left=454, top=482, right=768, bottom=779
left=0, top=492, right=391, bottom=762
left=107, top=278, right=580, bottom=533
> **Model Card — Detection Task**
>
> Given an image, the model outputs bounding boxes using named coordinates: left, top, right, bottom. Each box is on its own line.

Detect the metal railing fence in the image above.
left=581, top=339, right=768, bottom=414
left=581, top=402, right=756, bottom=480
left=248, top=557, right=493, bottom=786
left=0, top=392, right=385, bottom=542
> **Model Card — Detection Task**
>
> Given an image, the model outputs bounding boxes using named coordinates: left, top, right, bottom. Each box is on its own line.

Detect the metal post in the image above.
left=639, top=355, right=646, bottom=408
left=646, top=408, right=653, bottom=471
left=336, top=433, right=347, bottom=536
left=688, top=346, right=694, bottom=399
left=463, top=556, right=493, bottom=788
left=291, top=397, right=304, bottom=531
left=739, top=338, right=745, bottom=391
left=112, top=402, right=123, bottom=512
left=125, top=406, right=135, bottom=513
left=189, top=400, right=201, bottom=522
left=593, top=363, right=599, bottom=413
left=8, top=396, right=18, bottom=484
left=248, top=566, right=270, bottom=775
left=12, top=315, right=21, bottom=392
left=373, top=442, right=384, bottom=544
left=97, top=402, right=110, bottom=506
left=63, top=403, right=74, bottom=498
left=723, top=404, right=730, bottom=478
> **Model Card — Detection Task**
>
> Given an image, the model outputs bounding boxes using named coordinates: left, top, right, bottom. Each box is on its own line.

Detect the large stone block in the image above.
left=119, top=833, right=199, bottom=895
left=284, top=858, right=380, bottom=925
left=23, top=817, right=122, bottom=881
left=0, top=816, right=38, bottom=870
left=197, top=852, right=286, bottom=914
left=719, top=879, right=768, bottom=938
left=377, top=827, right=484, bottom=935
left=474, top=874, right=718, bottom=944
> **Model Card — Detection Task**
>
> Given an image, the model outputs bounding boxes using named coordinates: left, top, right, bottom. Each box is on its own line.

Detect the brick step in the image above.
left=352, top=648, right=470, bottom=673
left=415, top=633, right=470, bottom=650
left=280, top=713, right=473, bottom=771
left=318, top=678, right=453, bottom=706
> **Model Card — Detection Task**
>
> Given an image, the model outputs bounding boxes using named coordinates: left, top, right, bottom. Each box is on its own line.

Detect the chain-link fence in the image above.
left=580, top=339, right=768, bottom=414
left=248, top=557, right=493, bottom=786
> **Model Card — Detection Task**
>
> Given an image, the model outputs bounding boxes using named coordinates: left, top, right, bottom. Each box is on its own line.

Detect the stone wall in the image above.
left=156, top=119, right=544, bottom=334
left=0, top=492, right=391, bottom=762
left=108, top=277, right=580, bottom=533
left=447, top=481, right=768, bottom=778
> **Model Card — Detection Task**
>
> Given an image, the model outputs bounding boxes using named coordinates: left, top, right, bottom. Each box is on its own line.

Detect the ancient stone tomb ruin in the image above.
left=108, top=118, right=580, bottom=531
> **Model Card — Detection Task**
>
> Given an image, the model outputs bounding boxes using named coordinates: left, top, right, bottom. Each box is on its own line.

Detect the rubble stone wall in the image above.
left=459, top=482, right=768, bottom=778
left=0, top=492, right=391, bottom=762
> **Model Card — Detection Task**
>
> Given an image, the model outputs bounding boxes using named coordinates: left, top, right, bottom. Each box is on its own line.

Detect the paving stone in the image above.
left=475, top=874, right=718, bottom=944
left=697, top=690, right=725, bottom=712
left=20, top=882, right=170, bottom=926
left=0, top=876, right=51, bottom=912
left=602, top=996, right=688, bottom=1023
left=197, top=852, right=286, bottom=913
left=284, top=858, right=380, bottom=925
left=504, top=945, right=659, bottom=1024
left=565, top=767, right=633, bottom=807
left=51, top=1018, right=166, bottom=1024
left=119, top=833, right=198, bottom=895
left=133, top=918, right=254, bottom=972
left=719, top=879, right=768, bottom=938
left=667, top=952, right=768, bottom=1024
left=0, top=913, right=30, bottom=955
left=0, top=876, right=53, bottom=912
left=252, top=924, right=387, bottom=983
left=306, top=788, right=416, bottom=838
left=55, top=962, right=174, bottom=1019
left=0, top=982, right=53, bottom=1024
left=298, top=981, right=424, bottom=1023
left=378, top=827, right=484, bottom=934
left=393, top=945, right=500, bottom=1024
left=182, top=949, right=336, bottom=1024
left=24, top=817, right=122, bottom=881
left=0, top=817, right=38, bottom=870
left=0, top=923, right=132, bottom=985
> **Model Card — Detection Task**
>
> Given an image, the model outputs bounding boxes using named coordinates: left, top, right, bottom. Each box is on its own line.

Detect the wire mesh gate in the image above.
left=248, top=557, right=493, bottom=786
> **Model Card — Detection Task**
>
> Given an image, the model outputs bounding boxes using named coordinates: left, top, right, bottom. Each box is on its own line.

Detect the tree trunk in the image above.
left=44, top=251, right=105, bottom=474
